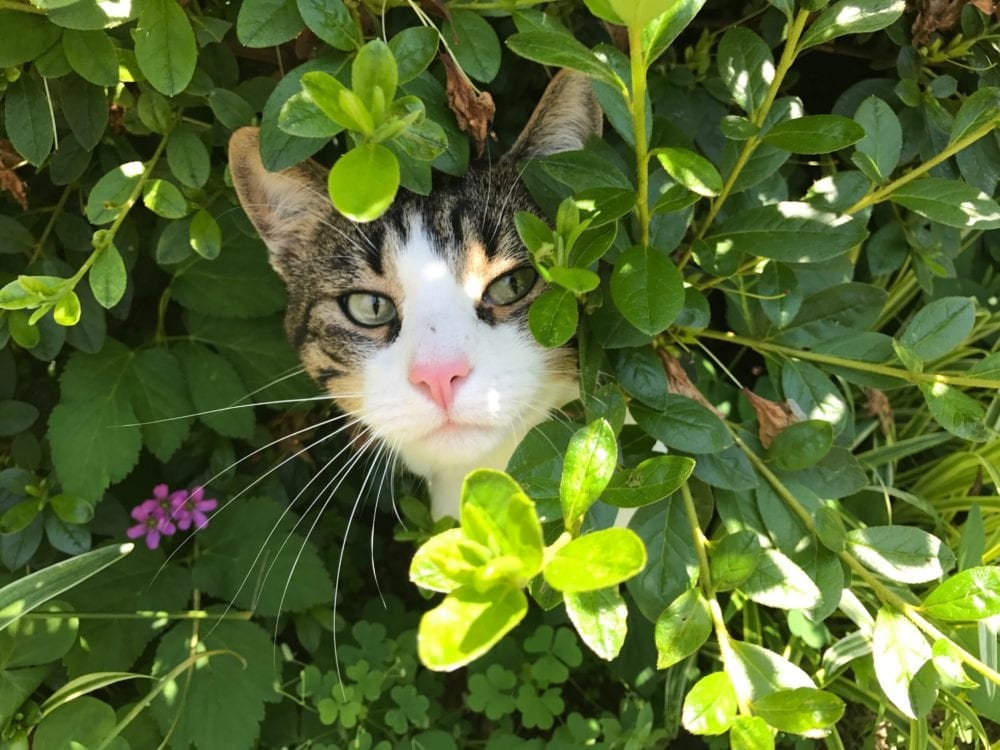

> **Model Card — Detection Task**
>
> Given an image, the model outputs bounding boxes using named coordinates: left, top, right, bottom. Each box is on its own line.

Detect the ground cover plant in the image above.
left=1, top=0, right=1000, bottom=747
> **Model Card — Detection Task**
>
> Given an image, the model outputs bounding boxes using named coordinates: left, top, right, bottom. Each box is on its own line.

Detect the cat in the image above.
left=228, top=70, right=602, bottom=521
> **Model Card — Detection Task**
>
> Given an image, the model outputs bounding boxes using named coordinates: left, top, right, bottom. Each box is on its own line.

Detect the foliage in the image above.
left=1, top=0, right=1000, bottom=747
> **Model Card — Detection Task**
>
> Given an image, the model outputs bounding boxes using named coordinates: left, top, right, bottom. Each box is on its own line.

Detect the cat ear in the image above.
left=505, top=70, right=603, bottom=162
left=228, top=127, right=332, bottom=278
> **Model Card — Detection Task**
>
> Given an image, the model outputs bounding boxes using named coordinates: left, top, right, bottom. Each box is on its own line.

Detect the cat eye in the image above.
left=484, top=266, right=538, bottom=306
left=340, top=292, right=398, bottom=328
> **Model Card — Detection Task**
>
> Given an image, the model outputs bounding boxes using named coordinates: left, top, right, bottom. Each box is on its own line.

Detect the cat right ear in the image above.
left=505, top=70, right=603, bottom=162
left=228, top=127, right=332, bottom=279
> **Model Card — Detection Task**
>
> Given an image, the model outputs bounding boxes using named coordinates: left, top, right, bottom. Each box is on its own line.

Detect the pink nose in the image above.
left=408, top=360, right=471, bottom=412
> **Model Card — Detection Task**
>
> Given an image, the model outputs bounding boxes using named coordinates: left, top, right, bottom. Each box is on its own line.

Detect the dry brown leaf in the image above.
left=0, top=139, right=28, bottom=210
left=908, top=0, right=989, bottom=45
left=864, top=388, right=894, bottom=436
left=441, top=54, right=495, bottom=157
left=742, top=388, right=799, bottom=448
left=656, top=349, right=724, bottom=418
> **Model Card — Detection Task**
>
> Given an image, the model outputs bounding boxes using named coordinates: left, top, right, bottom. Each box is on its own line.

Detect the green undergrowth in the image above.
left=2, top=0, right=1000, bottom=747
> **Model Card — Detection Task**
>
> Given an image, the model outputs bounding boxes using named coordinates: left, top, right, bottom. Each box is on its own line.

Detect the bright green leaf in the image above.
left=752, top=688, right=846, bottom=737
left=654, top=588, right=712, bottom=669
left=560, top=419, right=618, bottom=529
left=682, top=672, right=737, bottom=735
left=922, top=567, right=1000, bottom=622
left=328, top=144, right=399, bottom=221
left=544, top=528, right=646, bottom=593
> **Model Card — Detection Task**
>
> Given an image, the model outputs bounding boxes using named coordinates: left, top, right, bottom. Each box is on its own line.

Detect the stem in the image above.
left=628, top=22, right=650, bottom=247
left=678, top=9, right=811, bottom=269
left=695, top=328, right=1000, bottom=390
left=30, top=184, right=73, bottom=263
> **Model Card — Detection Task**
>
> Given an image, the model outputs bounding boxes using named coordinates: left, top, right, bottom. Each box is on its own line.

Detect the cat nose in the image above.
left=409, top=360, right=471, bottom=412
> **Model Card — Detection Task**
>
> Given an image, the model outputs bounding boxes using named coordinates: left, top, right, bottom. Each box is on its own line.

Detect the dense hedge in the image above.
left=1, top=0, right=1000, bottom=747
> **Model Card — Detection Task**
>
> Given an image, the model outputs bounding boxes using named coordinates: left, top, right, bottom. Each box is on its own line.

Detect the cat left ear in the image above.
left=228, top=127, right=332, bottom=279
left=505, top=70, right=603, bottom=162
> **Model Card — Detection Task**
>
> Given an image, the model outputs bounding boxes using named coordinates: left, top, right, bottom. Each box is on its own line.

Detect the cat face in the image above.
left=228, top=71, right=602, bottom=518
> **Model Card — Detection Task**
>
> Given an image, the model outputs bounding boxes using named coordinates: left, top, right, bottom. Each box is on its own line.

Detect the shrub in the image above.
left=1, top=0, right=999, bottom=747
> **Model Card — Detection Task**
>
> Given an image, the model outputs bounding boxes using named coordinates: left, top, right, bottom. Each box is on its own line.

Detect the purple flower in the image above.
left=126, top=484, right=217, bottom=549
left=170, top=486, right=218, bottom=531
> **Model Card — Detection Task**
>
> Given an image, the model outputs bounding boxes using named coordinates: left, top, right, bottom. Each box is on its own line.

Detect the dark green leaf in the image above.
left=717, top=27, right=772, bottom=117
left=602, top=455, right=695, bottom=508
left=763, top=115, right=865, bottom=154
left=60, top=78, right=109, bottom=151
left=89, top=244, right=127, bottom=309
left=207, top=88, right=255, bottom=130
left=297, top=0, right=359, bottom=50
left=630, top=396, right=731, bottom=454
left=390, top=27, right=439, bottom=84
left=166, top=125, right=210, bottom=188
left=442, top=9, right=501, bottom=83
left=125, top=348, right=193, bottom=462
left=702, top=203, right=867, bottom=263
left=506, top=31, right=619, bottom=86
left=897, top=296, right=975, bottom=362
left=0, top=11, right=61, bottom=67
left=889, top=178, right=1000, bottom=229
left=236, top=0, right=303, bottom=47
left=948, top=86, right=1000, bottom=145
left=708, top=530, right=762, bottom=591
left=799, top=0, right=906, bottom=50
left=0, top=400, right=39, bottom=436
left=768, top=420, right=833, bottom=471
left=528, top=288, right=578, bottom=348
left=134, top=0, right=197, bottom=95
left=62, top=28, right=118, bottom=86
left=5, top=75, right=54, bottom=166
left=86, top=162, right=142, bottom=225
left=175, top=343, right=254, bottom=439
left=854, top=96, right=902, bottom=181
left=846, top=526, right=955, bottom=584
left=919, top=382, right=990, bottom=442
left=610, top=246, right=683, bottom=335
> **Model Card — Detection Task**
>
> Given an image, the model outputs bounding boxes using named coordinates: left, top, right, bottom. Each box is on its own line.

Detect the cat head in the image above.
left=228, top=71, right=602, bottom=517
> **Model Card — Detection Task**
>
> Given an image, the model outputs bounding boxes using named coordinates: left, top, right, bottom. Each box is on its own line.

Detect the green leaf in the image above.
left=608, top=0, right=680, bottom=29
left=442, top=9, right=501, bottom=83
left=949, top=87, right=1000, bottom=145
left=189, top=209, right=222, bottom=260
left=730, top=716, right=775, bottom=750
left=564, top=588, right=628, bottom=661
left=207, top=88, right=255, bottom=130
left=278, top=91, right=344, bottom=138
left=682, top=672, right=737, bottom=735
left=193, top=497, right=332, bottom=615
left=544, top=528, right=646, bottom=593
left=727, top=640, right=815, bottom=701
left=641, top=0, right=708, bottom=65
left=329, top=144, right=399, bottom=222
left=707, top=530, right=762, bottom=591
left=853, top=96, right=902, bottom=181
left=33, top=696, right=124, bottom=750
left=921, top=567, right=1000, bottom=621
left=654, top=588, right=712, bottom=669
left=506, top=31, right=619, bottom=87
left=610, top=245, right=683, bottom=336
left=528, top=288, right=578, bottom=348
left=0, top=542, right=131, bottom=631
left=89, top=244, right=127, bottom=309
left=389, top=26, right=439, bottom=84
left=5, top=75, right=54, bottom=166
left=461, top=470, right=544, bottom=578
left=175, top=343, right=254, bottom=439
left=654, top=147, right=723, bottom=197
left=891, top=177, right=1000, bottom=229
left=296, top=0, right=359, bottom=50
left=630, top=396, right=731, bottom=453
left=352, top=40, right=397, bottom=117
left=134, top=0, right=197, bottom=95
left=60, top=77, right=109, bottom=151
left=799, top=0, right=906, bottom=50
left=701, top=202, right=867, bottom=263
left=919, top=382, right=990, bottom=442
left=142, top=178, right=188, bottom=219
left=86, top=161, right=143, bottom=225
left=752, top=688, right=846, bottom=737
left=846, top=526, right=955, bottom=584
left=560, top=419, right=617, bottom=529
left=166, top=124, right=211, bottom=188
left=236, top=0, right=303, bottom=47
left=62, top=29, right=118, bottom=86
left=48, top=342, right=142, bottom=499
left=418, top=585, right=528, bottom=671
left=151, top=620, right=283, bottom=748
left=602, top=454, right=695, bottom=508
left=0, top=400, right=39, bottom=436
left=125, top=347, right=193, bottom=462
left=410, top=528, right=482, bottom=593
left=768, top=420, right=833, bottom=471
left=872, top=607, right=933, bottom=719
left=897, top=296, right=975, bottom=362
left=717, top=27, right=773, bottom=117
left=763, top=115, right=866, bottom=154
